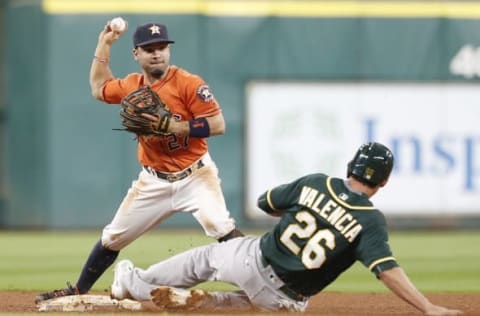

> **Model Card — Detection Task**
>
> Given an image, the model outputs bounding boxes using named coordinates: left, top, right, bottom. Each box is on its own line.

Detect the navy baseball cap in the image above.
left=133, top=23, right=175, bottom=47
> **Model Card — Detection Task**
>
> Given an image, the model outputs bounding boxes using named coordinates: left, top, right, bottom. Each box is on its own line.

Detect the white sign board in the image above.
left=246, top=82, right=480, bottom=217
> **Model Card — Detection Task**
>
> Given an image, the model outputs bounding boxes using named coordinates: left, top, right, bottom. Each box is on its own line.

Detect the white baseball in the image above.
left=110, top=17, right=126, bottom=32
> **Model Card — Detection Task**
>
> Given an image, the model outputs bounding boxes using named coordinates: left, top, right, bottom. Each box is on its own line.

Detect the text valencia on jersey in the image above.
left=298, top=186, right=363, bottom=242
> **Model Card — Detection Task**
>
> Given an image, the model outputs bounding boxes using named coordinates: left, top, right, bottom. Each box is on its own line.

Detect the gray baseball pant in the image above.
left=120, top=236, right=308, bottom=311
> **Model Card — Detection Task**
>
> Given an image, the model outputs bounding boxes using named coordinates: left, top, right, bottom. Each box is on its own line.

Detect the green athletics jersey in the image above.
left=258, top=173, right=398, bottom=297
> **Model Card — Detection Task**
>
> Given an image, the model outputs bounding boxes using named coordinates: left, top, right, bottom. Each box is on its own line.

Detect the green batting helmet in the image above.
left=347, top=142, right=394, bottom=187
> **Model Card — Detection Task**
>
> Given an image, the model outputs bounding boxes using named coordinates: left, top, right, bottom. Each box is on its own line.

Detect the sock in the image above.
left=75, top=239, right=119, bottom=293
left=217, top=229, right=244, bottom=242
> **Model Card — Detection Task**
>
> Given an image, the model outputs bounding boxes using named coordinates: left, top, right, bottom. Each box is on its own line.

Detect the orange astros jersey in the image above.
left=102, top=65, right=221, bottom=172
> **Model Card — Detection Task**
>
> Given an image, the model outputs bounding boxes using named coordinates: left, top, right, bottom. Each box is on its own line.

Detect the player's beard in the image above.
left=150, top=68, right=165, bottom=79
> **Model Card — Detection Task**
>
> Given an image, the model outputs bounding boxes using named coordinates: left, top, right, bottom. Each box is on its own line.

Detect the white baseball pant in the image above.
left=101, top=152, right=236, bottom=250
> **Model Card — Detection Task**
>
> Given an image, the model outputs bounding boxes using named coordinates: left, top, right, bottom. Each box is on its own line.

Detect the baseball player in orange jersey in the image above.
left=35, top=20, right=243, bottom=303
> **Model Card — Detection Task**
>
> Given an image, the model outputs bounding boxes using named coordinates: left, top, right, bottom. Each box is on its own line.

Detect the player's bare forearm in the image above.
left=89, top=22, right=124, bottom=100
left=89, top=42, right=114, bottom=100
left=380, top=267, right=431, bottom=312
left=379, top=267, right=462, bottom=316
left=199, top=113, right=225, bottom=136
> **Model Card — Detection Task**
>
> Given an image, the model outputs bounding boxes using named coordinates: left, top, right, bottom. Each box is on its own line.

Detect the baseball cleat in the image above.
left=110, top=259, right=134, bottom=300
left=35, top=282, right=79, bottom=304
left=150, top=286, right=210, bottom=311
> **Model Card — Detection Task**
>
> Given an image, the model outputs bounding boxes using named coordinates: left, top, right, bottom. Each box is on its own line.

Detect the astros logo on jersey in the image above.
left=197, top=85, right=214, bottom=102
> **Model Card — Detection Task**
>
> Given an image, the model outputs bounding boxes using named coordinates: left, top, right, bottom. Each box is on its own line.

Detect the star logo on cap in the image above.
left=149, top=25, right=161, bottom=35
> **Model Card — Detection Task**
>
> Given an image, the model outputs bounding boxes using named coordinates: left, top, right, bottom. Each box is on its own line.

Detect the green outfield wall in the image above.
left=2, top=0, right=480, bottom=228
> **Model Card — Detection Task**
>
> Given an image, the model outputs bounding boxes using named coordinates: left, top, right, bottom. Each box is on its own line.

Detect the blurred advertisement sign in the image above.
left=246, top=82, right=479, bottom=217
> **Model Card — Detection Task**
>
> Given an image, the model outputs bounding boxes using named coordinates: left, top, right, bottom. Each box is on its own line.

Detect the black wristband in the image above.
left=189, top=117, right=210, bottom=138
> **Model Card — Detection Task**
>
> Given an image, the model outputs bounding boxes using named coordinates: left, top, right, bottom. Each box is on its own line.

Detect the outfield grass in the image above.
left=0, top=230, right=479, bottom=293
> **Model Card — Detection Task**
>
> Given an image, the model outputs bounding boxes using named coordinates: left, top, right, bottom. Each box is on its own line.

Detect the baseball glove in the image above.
left=119, top=86, right=172, bottom=136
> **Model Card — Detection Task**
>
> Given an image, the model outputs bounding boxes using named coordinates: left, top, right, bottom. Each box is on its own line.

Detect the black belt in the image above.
left=144, top=159, right=205, bottom=182
left=260, top=255, right=306, bottom=301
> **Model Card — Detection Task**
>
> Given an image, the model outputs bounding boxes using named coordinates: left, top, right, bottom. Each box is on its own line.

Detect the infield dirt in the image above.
left=0, top=291, right=479, bottom=315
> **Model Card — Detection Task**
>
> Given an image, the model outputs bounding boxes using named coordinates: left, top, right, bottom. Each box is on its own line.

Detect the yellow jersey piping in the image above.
left=326, top=177, right=376, bottom=211
left=368, top=256, right=397, bottom=271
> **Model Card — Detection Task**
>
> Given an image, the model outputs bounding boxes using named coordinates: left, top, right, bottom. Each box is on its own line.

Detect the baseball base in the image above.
left=36, top=294, right=143, bottom=312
